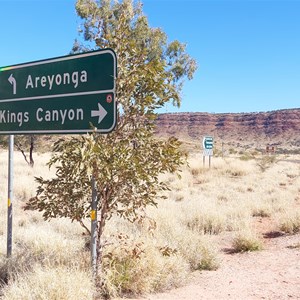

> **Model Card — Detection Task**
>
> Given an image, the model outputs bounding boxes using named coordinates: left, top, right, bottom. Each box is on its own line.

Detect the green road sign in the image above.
left=203, top=136, right=213, bottom=149
left=0, top=49, right=117, bottom=134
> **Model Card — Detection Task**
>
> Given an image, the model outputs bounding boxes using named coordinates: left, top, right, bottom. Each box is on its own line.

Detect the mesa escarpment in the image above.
left=155, top=109, right=300, bottom=151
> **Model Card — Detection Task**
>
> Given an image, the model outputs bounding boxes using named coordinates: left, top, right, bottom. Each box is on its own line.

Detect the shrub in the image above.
left=229, top=148, right=237, bottom=155
left=157, top=224, right=220, bottom=272
left=197, top=244, right=220, bottom=271
left=239, top=153, right=255, bottom=161
left=222, top=160, right=249, bottom=177
left=101, top=235, right=189, bottom=298
left=186, top=213, right=226, bottom=235
left=257, top=155, right=277, bottom=172
left=251, top=204, right=272, bottom=218
left=279, top=213, right=300, bottom=234
left=232, top=231, right=263, bottom=252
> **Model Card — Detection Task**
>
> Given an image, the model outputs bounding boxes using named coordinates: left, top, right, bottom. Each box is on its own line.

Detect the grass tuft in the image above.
left=279, top=212, right=300, bottom=234
left=232, top=231, right=263, bottom=253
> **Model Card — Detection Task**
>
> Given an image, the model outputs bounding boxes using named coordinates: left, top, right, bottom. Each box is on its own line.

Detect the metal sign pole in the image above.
left=7, top=135, right=14, bottom=257
left=91, top=177, right=98, bottom=278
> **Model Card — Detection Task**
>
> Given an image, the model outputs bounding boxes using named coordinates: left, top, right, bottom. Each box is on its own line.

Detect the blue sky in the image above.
left=0, top=0, right=299, bottom=113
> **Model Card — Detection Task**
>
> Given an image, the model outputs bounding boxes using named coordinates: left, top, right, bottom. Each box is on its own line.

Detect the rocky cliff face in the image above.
left=155, top=109, right=300, bottom=150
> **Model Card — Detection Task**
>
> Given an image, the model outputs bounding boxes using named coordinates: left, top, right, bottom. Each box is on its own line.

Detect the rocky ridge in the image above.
left=155, top=109, right=300, bottom=151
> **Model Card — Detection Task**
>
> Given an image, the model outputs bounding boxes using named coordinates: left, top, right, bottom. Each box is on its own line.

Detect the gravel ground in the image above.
left=127, top=230, right=300, bottom=300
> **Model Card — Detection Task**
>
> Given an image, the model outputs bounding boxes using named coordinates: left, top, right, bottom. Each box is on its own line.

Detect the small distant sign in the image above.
left=203, top=136, right=213, bottom=149
left=266, top=145, right=276, bottom=154
left=203, top=136, right=214, bottom=156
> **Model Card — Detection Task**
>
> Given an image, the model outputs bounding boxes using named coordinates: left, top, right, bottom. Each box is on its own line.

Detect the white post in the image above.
left=91, top=177, right=98, bottom=278
left=7, top=135, right=14, bottom=257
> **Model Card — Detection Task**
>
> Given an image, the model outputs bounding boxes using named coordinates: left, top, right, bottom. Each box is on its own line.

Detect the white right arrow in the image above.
left=8, top=74, right=17, bottom=95
left=91, top=103, right=107, bottom=124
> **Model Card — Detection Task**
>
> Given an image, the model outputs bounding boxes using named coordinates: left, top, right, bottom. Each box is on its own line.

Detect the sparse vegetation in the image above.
left=257, top=155, right=277, bottom=172
left=0, top=150, right=299, bottom=298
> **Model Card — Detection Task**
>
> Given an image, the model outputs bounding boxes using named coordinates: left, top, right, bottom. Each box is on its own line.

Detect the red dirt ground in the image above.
left=130, top=218, right=300, bottom=300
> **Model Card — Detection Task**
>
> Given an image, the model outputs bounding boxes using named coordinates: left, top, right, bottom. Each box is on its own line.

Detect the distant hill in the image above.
left=3, top=109, right=298, bottom=155
left=155, top=108, right=300, bottom=153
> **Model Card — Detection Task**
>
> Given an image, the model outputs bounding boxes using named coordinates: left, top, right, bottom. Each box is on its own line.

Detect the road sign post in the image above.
left=91, top=177, right=98, bottom=279
left=0, top=49, right=117, bottom=134
left=202, top=136, right=214, bottom=168
left=1, top=49, right=117, bottom=275
left=7, top=135, right=13, bottom=257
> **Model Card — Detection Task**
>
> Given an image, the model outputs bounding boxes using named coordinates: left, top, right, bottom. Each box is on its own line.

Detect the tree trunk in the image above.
left=29, top=135, right=34, bottom=167
left=15, top=135, right=35, bottom=167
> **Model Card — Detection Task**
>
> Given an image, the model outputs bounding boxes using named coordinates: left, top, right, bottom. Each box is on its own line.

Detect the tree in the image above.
left=0, top=135, right=36, bottom=167
left=15, top=135, right=35, bottom=167
left=26, top=0, right=197, bottom=284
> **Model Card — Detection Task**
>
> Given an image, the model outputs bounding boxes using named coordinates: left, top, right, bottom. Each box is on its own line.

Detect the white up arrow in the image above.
left=8, top=74, right=17, bottom=95
left=91, top=103, right=107, bottom=124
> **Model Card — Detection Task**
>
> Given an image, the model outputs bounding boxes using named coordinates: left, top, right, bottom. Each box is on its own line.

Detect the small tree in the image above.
left=0, top=135, right=36, bottom=166
left=26, top=0, right=197, bottom=283
left=15, top=135, right=35, bottom=167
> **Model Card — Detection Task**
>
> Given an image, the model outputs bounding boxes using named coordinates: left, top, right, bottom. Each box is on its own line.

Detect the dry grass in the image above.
left=1, top=266, right=93, bottom=300
left=232, top=230, right=263, bottom=252
left=279, top=211, right=300, bottom=234
left=0, top=149, right=299, bottom=299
